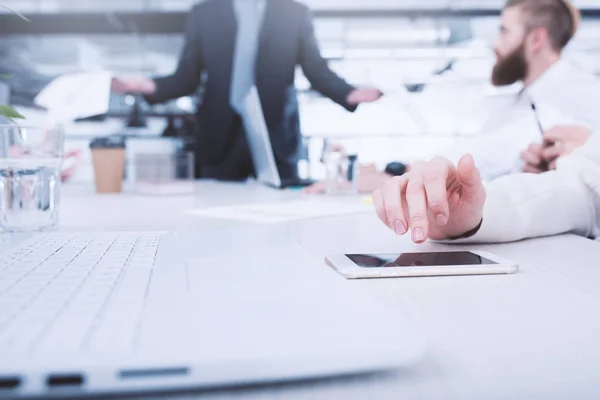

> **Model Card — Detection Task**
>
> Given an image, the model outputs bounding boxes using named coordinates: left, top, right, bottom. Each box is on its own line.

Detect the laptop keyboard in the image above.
left=0, top=232, right=161, bottom=355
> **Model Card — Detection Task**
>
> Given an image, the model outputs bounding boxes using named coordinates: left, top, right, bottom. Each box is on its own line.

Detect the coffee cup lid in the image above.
left=90, top=135, right=126, bottom=149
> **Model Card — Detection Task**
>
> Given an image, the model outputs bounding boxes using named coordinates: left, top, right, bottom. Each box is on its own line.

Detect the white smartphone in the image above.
left=325, top=250, right=519, bottom=279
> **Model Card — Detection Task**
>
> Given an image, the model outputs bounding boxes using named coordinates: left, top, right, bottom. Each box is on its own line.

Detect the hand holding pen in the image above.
left=521, top=104, right=592, bottom=173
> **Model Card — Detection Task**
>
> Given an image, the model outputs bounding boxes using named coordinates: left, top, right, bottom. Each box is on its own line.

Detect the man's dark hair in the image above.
left=504, top=0, right=581, bottom=51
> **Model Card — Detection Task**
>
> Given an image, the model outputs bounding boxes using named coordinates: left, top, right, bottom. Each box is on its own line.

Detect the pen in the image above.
left=530, top=103, right=545, bottom=138
left=531, top=102, right=552, bottom=170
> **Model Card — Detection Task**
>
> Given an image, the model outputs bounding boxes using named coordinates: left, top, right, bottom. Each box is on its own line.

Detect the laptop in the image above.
left=0, top=230, right=426, bottom=398
left=242, top=86, right=315, bottom=189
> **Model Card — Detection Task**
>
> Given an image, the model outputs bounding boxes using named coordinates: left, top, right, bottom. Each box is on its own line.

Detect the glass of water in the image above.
left=133, top=152, right=195, bottom=195
left=0, top=125, right=64, bottom=232
left=322, top=138, right=360, bottom=196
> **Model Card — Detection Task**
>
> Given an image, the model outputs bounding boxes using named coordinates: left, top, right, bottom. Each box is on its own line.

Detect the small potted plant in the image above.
left=0, top=4, right=28, bottom=121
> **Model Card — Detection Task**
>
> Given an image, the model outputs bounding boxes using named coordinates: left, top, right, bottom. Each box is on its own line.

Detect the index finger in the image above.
left=422, top=157, right=451, bottom=226
left=380, top=176, right=409, bottom=235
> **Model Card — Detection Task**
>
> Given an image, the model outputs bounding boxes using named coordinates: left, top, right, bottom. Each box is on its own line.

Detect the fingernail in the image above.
left=413, top=228, right=425, bottom=242
left=435, top=213, right=448, bottom=226
left=393, top=220, right=407, bottom=235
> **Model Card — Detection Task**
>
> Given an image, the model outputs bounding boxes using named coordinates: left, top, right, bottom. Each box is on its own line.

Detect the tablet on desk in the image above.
left=326, top=250, right=519, bottom=279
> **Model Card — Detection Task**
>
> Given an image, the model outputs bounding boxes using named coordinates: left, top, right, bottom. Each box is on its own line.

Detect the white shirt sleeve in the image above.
left=454, top=139, right=600, bottom=243
left=464, top=170, right=595, bottom=243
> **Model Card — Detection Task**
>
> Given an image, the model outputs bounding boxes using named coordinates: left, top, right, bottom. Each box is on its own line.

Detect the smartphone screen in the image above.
left=346, top=252, right=497, bottom=268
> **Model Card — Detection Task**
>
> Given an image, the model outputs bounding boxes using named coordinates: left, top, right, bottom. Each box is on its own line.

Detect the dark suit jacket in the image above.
left=146, top=0, right=356, bottom=172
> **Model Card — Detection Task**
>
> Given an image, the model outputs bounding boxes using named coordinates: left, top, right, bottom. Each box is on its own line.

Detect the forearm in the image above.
left=146, top=73, right=199, bottom=105
left=307, top=73, right=356, bottom=110
left=455, top=171, right=595, bottom=243
left=298, top=7, right=355, bottom=111
left=145, top=5, right=203, bottom=104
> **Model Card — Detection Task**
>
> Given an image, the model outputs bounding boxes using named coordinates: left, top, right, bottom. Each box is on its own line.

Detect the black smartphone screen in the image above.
left=347, top=252, right=497, bottom=268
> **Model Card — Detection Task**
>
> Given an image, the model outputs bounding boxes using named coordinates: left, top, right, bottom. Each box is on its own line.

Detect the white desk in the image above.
left=12, top=181, right=600, bottom=399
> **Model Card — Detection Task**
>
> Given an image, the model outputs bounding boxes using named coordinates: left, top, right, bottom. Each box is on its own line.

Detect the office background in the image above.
left=1, top=0, right=600, bottom=182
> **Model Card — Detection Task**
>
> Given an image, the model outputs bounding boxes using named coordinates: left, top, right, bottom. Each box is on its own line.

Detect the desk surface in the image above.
left=12, top=181, right=600, bottom=399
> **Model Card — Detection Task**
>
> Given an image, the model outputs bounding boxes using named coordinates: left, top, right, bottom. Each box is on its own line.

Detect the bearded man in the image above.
left=306, top=0, right=600, bottom=195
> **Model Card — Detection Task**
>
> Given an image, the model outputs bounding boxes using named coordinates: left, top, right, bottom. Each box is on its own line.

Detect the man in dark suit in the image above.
left=112, top=0, right=382, bottom=181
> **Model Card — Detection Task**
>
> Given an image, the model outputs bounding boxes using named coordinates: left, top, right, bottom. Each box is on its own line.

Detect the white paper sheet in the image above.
left=34, top=71, right=113, bottom=124
left=186, top=199, right=373, bottom=224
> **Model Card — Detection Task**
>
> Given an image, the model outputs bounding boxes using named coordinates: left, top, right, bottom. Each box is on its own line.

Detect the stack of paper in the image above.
left=34, top=71, right=113, bottom=124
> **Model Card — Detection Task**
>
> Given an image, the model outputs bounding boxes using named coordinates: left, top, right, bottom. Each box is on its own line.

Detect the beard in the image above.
left=491, top=43, right=528, bottom=86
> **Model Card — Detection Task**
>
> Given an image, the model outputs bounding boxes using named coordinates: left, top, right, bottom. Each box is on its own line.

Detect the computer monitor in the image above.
left=241, top=86, right=283, bottom=188
left=241, top=86, right=313, bottom=189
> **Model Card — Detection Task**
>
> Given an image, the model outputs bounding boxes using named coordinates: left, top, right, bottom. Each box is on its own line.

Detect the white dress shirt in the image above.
left=442, top=59, right=600, bottom=181
left=460, top=131, right=600, bottom=243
